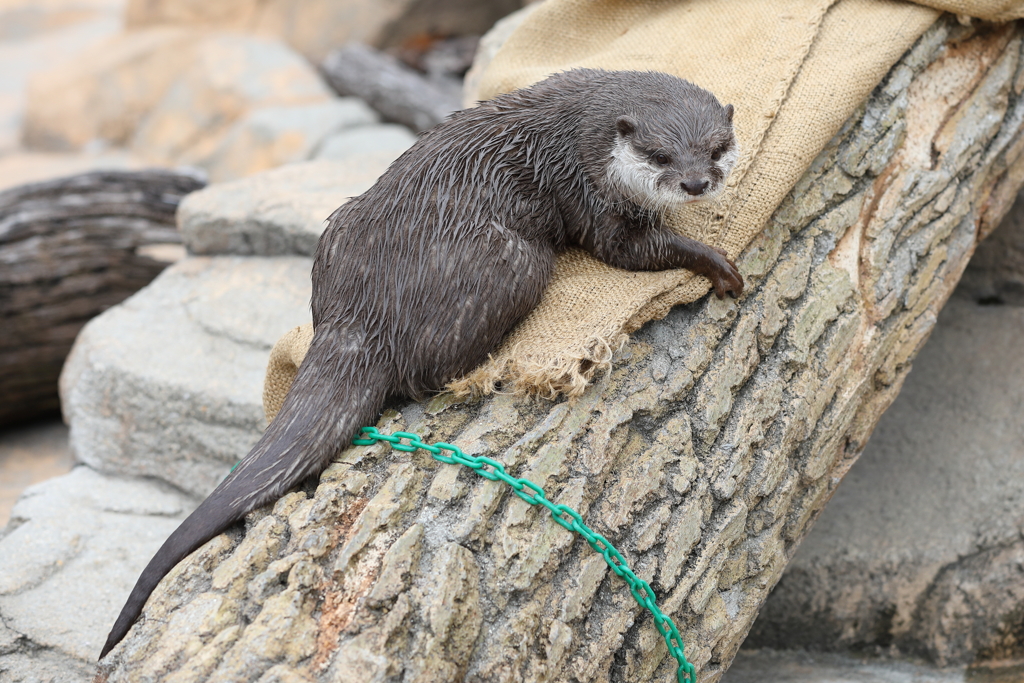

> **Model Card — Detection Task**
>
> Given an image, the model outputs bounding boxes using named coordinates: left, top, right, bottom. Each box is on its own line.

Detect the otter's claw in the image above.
left=706, top=247, right=743, bottom=299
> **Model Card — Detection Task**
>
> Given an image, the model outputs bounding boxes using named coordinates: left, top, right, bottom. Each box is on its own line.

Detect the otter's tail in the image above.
left=99, top=330, right=386, bottom=659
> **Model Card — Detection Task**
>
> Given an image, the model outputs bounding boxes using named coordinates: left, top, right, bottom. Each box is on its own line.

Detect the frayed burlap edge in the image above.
left=447, top=332, right=629, bottom=400
left=262, top=324, right=629, bottom=421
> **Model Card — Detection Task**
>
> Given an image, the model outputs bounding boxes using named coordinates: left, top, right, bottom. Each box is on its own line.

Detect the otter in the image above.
left=100, top=68, right=743, bottom=659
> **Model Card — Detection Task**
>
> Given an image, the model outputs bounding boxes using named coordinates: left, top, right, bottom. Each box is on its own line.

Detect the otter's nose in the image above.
left=681, top=179, right=708, bottom=196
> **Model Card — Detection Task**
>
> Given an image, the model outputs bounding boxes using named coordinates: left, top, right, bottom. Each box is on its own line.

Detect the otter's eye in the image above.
left=711, top=150, right=722, bottom=162
left=655, top=153, right=671, bottom=165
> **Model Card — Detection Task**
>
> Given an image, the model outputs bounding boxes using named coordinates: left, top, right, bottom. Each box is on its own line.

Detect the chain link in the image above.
left=353, top=426, right=697, bottom=683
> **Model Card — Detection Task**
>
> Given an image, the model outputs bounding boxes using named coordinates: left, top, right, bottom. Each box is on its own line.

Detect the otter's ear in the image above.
left=724, top=104, right=734, bottom=122
left=616, top=115, right=637, bottom=137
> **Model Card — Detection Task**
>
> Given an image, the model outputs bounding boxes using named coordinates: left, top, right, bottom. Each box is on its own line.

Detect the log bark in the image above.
left=0, top=169, right=205, bottom=427
left=100, top=18, right=1024, bottom=683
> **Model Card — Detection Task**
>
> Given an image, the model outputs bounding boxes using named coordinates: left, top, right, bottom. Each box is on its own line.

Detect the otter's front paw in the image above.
left=704, top=247, right=743, bottom=299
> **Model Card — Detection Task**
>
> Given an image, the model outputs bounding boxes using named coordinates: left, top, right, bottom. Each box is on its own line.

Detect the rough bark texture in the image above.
left=0, top=169, right=205, bottom=427
left=99, top=19, right=1024, bottom=683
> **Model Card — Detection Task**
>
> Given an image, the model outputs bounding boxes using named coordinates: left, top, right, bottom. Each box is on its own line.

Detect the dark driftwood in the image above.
left=321, top=43, right=463, bottom=132
left=0, top=169, right=205, bottom=427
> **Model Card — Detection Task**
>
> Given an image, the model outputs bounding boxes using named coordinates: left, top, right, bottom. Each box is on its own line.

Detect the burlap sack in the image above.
left=264, top=322, right=313, bottom=423
left=265, top=0, right=1023, bottom=418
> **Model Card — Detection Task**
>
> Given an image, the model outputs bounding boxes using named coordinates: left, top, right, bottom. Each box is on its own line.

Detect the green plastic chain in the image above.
left=353, top=426, right=697, bottom=683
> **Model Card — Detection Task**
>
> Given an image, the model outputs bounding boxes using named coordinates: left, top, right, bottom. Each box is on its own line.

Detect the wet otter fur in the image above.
left=100, top=68, right=743, bottom=659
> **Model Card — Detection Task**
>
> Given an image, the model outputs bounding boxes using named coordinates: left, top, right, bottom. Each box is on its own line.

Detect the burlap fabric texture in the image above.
left=264, top=0, right=1023, bottom=420
left=264, top=323, right=313, bottom=423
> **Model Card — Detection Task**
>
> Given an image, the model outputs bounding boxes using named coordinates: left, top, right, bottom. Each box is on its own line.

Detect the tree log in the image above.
left=0, top=169, right=205, bottom=427
left=100, top=18, right=1024, bottom=683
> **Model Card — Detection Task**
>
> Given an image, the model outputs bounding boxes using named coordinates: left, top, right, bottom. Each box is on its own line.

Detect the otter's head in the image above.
left=605, top=96, right=738, bottom=213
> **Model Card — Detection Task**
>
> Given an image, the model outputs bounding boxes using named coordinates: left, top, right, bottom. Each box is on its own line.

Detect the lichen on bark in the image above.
left=100, top=17, right=1024, bottom=683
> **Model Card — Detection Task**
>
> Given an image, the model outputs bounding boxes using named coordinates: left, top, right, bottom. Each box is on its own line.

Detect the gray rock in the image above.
left=177, top=157, right=396, bottom=256
left=0, top=466, right=198, bottom=670
left=0, top=650, right=94, bottom=683
left=59, top=255, right=312, bottom=498
left=200, top=98, right=380, bottom=182
left=0, top=5, right=122, bottom=155
left=721, top=648, right=968, bottom=683
left=746, top=292, right=1024, bottom=665
left=0, top=419, right=73, bottom=528
left=313, top=122, right=416, bottom=161
left=129, top=33, right=336, bottom=166
left=958, top=191, right=1024, bottom=305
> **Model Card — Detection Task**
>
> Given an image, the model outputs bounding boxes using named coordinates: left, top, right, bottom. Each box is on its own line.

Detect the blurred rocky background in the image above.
left=0, top=0, right=510, bottom=441
left=1, top=1, right=1023, bottom=681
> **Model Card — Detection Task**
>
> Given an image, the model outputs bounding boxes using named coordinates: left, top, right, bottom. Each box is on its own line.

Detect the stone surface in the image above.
left=313, top=123, right=417, bottom=161
left=198, top=99, right=379, bottom=182
left=958, top=190, right=1024, bottom=305
left=0, top=649, right=94, bottom=683
left=721, top=649, right=967, bottom=683
left=0, top=0, right=124, bottom=155
left=745, top=292, right=1024, bottom=666
left=123, top=0, right=258, bottom=34
left=123, top=0, right=523, bottom=63
left=94, top=19, right=1024, bottom=683
left=0, top=466, right=197, bottom=669
left=22, top=29, right=333, bottom=164
left=59, top=255, right=313, bottom=498
left=0, top=419, right=73, bottom=528
left=22, top=26, right=198, bottom=151
left=131, top=33, right=333, bottom=167
left=177, top=157, right=398, bottom=257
